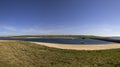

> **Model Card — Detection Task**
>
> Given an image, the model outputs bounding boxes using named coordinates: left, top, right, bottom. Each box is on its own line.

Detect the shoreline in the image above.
left=32, top=42, right=120, bottom=50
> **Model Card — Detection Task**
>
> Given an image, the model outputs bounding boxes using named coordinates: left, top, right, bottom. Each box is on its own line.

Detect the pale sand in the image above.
left=32, top=42, right=120, bottom=50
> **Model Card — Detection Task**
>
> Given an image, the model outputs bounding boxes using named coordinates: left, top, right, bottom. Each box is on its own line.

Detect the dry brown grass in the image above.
left=0, top=40, right=120, bottom=67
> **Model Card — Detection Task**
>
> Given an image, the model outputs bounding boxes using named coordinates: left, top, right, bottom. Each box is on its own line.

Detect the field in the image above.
left=0, top=40, right=120, bottom=67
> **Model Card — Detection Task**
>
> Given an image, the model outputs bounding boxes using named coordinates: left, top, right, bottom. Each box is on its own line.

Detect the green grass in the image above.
left=0, top=40, right=120, bottom=67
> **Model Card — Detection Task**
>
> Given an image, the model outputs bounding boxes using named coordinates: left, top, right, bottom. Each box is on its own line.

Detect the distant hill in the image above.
left=9, top=35, right=104, bottom=38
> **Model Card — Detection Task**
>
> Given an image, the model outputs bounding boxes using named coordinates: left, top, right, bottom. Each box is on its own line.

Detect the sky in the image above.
left=0, top=0, right=120, bottom=36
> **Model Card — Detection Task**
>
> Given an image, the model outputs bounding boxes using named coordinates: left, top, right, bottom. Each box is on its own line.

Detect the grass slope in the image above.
left=0, top=40, right=120, bottom=67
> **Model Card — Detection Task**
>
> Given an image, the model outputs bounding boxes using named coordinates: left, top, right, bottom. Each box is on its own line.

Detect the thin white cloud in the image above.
left=20, top=28, right=54, bottom=34
left=1, top=25, right=16, bottom=31
left=0, top=24, right=120, bottom=36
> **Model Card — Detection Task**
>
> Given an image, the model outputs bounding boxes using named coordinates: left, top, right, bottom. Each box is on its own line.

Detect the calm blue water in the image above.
left=0, top=38, right=113, bottom=44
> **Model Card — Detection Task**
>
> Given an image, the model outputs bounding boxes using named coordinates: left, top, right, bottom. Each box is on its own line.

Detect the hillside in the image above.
left=0, top=40, right=120, bottom=67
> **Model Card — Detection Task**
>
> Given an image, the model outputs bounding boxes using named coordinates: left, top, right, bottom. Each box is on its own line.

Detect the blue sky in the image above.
left=0, top=0, right=120, bottom=36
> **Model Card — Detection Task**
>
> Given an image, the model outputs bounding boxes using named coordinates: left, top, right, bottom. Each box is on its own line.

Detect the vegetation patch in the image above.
left=0, top=40, right=120, bottom=67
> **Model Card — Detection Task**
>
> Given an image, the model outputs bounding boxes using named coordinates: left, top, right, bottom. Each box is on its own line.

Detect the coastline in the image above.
left=32, top=42, right=120, bottom=50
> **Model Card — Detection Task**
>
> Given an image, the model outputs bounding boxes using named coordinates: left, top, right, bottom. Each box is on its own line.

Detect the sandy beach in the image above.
left=32, top=42, right=120, bottom=50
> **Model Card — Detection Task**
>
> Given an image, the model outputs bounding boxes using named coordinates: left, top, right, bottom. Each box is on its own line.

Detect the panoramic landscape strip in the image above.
left=1, top=0, right=120, bottom=67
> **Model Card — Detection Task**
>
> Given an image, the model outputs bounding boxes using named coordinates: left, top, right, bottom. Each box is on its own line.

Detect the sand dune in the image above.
left=32, top=42, right=120, bottom=50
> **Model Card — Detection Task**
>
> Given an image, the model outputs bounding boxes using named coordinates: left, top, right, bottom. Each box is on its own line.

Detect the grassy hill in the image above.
left=0, top=40, right=120, bottom=67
